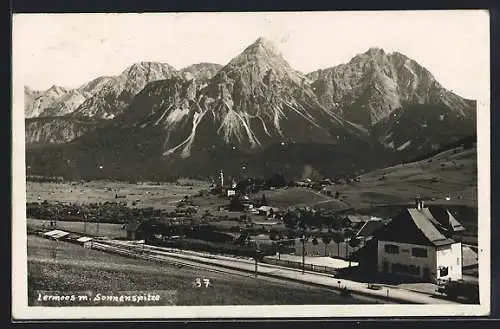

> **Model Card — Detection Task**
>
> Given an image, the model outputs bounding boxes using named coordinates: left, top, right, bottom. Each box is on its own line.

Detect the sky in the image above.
left=13, top=11, right=489, bottom=100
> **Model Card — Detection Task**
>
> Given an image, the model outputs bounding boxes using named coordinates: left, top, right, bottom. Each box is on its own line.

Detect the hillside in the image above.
left=25, top=117, right=99, bottom=146
left=325, top=138, right=477, bottom=209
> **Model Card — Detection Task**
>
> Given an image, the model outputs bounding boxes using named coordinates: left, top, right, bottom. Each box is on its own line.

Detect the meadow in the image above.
left=327, top=146, right=478, bottom=210
left=26, top=180, right=209, bottom=210
left=27, top=235, right=375, bottom=305
left=28, top=218, right=127, bottom=238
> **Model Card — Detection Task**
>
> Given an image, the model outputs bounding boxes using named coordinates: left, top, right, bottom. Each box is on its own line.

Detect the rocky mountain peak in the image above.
left=226, top=37, right=292, bottom=76
left=365, top=47, right=385, bottom=56
left=71, top=61, right=178, bottom=120
left=308, top=47, right=474, bottom=127
left=246, top=37, right=280, bottom=53
left=122, top=61, right=175, bottom=75
left=25, top=85, right=36, bottom=93
left=180, top=63, right=222, bottom=83
left=46, top=85, right=68, bottom=96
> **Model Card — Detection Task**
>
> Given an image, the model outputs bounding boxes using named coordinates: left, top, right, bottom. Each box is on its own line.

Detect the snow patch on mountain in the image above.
left=163, top=110, right=208, bottom=158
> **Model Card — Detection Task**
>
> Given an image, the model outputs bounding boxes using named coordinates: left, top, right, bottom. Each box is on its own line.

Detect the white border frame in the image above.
left=11, top=11, right=491, bottom=320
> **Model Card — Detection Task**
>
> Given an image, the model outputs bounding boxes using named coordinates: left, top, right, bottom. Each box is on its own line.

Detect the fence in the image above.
left=293, top=241, right=364, bottom=259
left=263, top=257, right=338, bottom=275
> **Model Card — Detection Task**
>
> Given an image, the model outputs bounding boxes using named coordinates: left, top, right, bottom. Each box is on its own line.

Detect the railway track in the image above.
left=90, top=240, right=392, bottom=303
left=90, top=242, right=257, bottom=279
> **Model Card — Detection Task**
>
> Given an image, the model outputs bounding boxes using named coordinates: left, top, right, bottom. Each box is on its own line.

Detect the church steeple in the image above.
left=219, top=169, right=224, bottom=187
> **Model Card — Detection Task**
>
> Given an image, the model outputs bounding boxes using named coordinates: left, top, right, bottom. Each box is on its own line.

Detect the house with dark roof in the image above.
left=125, top=220, right=143, bottom=240
left=374, top=198, right=464, bottom=283
left=355, top=219, right=386, bottom=240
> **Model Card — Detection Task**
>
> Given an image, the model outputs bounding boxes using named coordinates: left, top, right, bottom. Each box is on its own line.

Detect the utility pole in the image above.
left=254, top=257, right=258, bottom=277
left=460, top=232, right=464, bottom=277
left=54, top=207, right=59, bottom=228
left=301, top=234, right=306, bottom=274
left=96, top=207, right=100, bottom=235
left=254, top=248, right=262, bottom=277
left=83, top=210, right=87, bottom=234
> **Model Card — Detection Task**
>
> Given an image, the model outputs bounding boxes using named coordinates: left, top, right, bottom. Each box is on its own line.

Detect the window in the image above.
left=411, top=247, right=428, bottom=258
left=392, top=263, right=420, bottom=275
left=384, top=244, right=399, bottom=254
left=439, top=267, right=449, bottom=277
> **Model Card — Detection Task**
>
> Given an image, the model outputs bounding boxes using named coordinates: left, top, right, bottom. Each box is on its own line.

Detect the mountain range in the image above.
left=24, top=37, right=476, bottom=181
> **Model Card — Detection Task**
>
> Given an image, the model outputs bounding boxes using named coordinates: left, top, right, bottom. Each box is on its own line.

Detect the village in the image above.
left=27, top=168, right=480, bottom=304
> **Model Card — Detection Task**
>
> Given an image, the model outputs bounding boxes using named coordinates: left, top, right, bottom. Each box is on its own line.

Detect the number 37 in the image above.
left=194, top=278, right=210, bottom=287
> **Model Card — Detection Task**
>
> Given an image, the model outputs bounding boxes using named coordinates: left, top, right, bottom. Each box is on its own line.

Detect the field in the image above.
left=252, top=187, right=347, bottom=210
left=28, top=218, right=127, bottom=238
left=27, top=235, right=376, bottom=305
left=327, top=146, right=478, bottom=210
left=27, top=180, right=209, bottom=210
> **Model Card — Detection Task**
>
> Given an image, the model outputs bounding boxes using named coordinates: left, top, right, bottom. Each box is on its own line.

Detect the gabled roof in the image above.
left=77, top=236, right=93, bottom=243
left=43, top=230, right=70, bottom=239
left=356, top=220, right=386, bottom=238
left=407, top=209, right=455, bottom=246
left=425, top=206, right=466, bottom=232
left=375, top=207, right=456, bottom=247
left=420, top=208, right=449, bottom=232
left=447, top=211, right=466, bottom=232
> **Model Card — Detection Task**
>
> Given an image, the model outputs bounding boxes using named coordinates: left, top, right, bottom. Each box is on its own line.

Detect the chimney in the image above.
left=415, top=196, right=423, bottom=210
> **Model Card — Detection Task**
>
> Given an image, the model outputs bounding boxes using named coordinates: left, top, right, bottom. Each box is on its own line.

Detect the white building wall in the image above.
left=377, top=240, right=437, bottom=280
left=436, top=242, right=462, bottom=281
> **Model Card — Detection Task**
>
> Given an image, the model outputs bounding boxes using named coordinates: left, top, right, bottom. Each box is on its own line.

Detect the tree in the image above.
left=333, top=231, right=345, bottom=257
left=344, top=228, right=355, bottom=239
left=235, top=231, right=250, bottom=246
left=347, top=236, right=361, bottom=268
left=229, top=196, right=244, bottom=211
left=322, top=234, right=332, bottom=256
left=285, top=229, right=297, bottom=240
left=261, top=193, right=268, bottom=206
left=349, top=237, right=361, bottom=249
left=284, top=210, right=299, bottom=229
